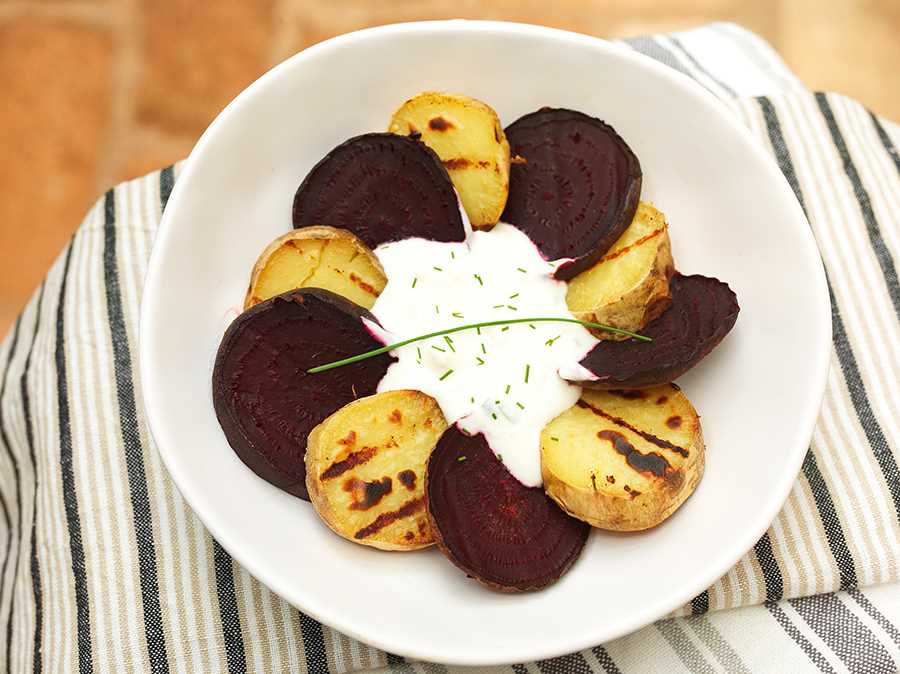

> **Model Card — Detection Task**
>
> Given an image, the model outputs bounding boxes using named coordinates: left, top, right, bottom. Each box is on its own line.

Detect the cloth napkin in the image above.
left=1, top=22, right=899, bottom=674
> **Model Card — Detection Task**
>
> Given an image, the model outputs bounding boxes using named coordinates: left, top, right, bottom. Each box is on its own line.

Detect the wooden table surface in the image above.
left=2, top=0, right=898, bottom=338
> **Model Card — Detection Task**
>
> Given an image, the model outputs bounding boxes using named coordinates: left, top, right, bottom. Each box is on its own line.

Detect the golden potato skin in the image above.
left=566, top=202, right=675, bottom=340
left=305, top=390, right=449, bottom=551
left=389, top=92, right=510, bottom=228
left=244, top=226, right=386, bottom=310
left=541, top=384, right=704, bottom=531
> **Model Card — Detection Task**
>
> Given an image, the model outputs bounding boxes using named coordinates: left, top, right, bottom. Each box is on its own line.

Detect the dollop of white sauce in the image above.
left=368, top=223, right=598, bottom=487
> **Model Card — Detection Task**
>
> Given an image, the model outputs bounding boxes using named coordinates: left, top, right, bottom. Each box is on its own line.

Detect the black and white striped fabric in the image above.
left=1, top=22, right=899, bottom=673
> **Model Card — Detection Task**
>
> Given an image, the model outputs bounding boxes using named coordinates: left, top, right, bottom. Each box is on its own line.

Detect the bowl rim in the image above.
left=139, top=19, right=831, bottom=665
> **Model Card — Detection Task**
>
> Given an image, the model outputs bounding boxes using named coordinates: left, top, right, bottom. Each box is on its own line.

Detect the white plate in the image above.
left=140, top=21, right=830, bottom=665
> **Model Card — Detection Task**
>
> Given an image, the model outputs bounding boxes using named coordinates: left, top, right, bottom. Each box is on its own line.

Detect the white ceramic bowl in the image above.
left=140, top=20, right=830, bottom=665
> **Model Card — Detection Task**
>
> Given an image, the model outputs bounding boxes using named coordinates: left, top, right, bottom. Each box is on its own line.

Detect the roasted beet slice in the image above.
left=502, top=108, right=642, bottom=279
left=212, top=288, right=394, bottom=500
left=574, top=274, right=739, bottom=389
left=292, top=133, right=467, bottom=247
left=426, top=427, right=589, bottom=592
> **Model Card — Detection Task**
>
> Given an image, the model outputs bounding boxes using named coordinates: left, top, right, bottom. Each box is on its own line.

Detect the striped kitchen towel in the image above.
left=1, top=22, right=899, bottom=674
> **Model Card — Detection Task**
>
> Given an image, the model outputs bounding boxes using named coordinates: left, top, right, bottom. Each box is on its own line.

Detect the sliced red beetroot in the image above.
left=502, top=108, right=642, bottom=280
left=426, top=427, right=589, bottom=592
left=292, top=133, right=467, bottom=247
left=574, top=274, right=739, bottom=389
left=212, top=288, right=394, bottom=500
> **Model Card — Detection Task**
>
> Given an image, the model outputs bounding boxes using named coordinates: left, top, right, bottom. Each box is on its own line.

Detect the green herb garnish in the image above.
left=307, top=318, right=651, bottom=373
left=551, top=436, right=559, bottom=442
left=517, top=267, right=527, bottom=273
left=439, top=369, right=454, bottom=381
left=473, top=274, right=483, bottom=286
left=452, top=312, right=464, bottom=319
left=480, top=343, right=487, bottom=354
left=431, top=345, right=446, bottom=353
left=505, top=384, right=511, bottom=394
left=516, top=401, right=525, bottom=410
left=457, top=455, right=467, bottom=462
left=545, top=335, right=560, bottom=346
left=412, top=277, right=418, bottom=288
left=433, top=266, right=443, bottom=272
left=524, top=364, right=531, bottom=384
left=475, top=356, right=485, bottom=366
left=506, top=305, right=518, bottom=311
left=444, top=335, right=455, bottom=352
left=509, top=292, right=520, bottom=299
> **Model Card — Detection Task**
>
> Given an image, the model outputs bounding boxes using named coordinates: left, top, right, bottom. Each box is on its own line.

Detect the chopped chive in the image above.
left=501, top=326, right=510, bottom=332
left=451, top=251, right=456, bottom=259
left=545, top=335, right=560, bottom=346
left=493, top=304, right=505, bottom=309
left=495, top=400, right=501, bottom=405
left=416, top=347, right=422, bottom=360
left=431, top=345, right=446, bottom=353
left=470, top=396, right=475, bottom=404
left=443, top=335, right=455, bottom=352
left=506, top=305, right=518, bottom=311
left=517, top=267, right=527, bottom=273
left=551, top=436, right=559, bottom=442
left=491, top=412, right=498, bottom=420
left=516, top=401, right=525, bottom=410
left=457, top=455, right=467, bottom=462
left=433, top=266, right=443, bottom=271
left=307, top=318, right=652, bottom=373
left=435, top=304, right=440, bottom=314
left=498, top=454, right=503, bottom=462
left=524, top=364, right=531, bottom=383
left=476, top=356, right=485, bottom=366
left=476, top=326, right=481, bottom=335
left=452, top=311, right=464, bottom=319
left=411, top=277, right=418, bottom=288
left=480, top=343, right=487, bottom=354
left=439, top=368, right=454, bottom=381
left=473, top=274, right=483, bottom=286
left=505, top=384, right=511, bottom=394
left=528, top=324, right=536, bottom=330
left=509, top=292, right=520, bottom=299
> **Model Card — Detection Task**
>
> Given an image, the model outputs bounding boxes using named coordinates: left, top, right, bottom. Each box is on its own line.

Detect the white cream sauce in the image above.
left=367, top=223, right=598, bottom=487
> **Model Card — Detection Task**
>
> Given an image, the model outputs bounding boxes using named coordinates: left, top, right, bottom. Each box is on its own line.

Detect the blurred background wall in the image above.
left=1, top=0, right=899, bottom=337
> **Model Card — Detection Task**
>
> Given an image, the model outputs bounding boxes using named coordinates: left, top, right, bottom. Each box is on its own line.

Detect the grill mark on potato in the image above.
left=444, top=157, right=471, bottom=170
left=598, top=227, right=665, bottom=264
left=429, top=116, right=453, bottom=131
left=338, top=430, right=356, bottom=446
left=442, top=158, right=492, bottom=170
left=598, top=430, right=671, bottom=478
left=623, top=485, right=642, bottom=498
left=320, top=445, right=377, bottom=480
left=666, top=415, right=682, bottom=429
left=576, top=399, right=689, bottom=458
left=354, top=497, right=425, bottom=539
left=348, top=272, right=378, bottom=296
left=656, top=396, right=668, bottom=405
left=344, top=476, right=393, bottom=510
left=608, top=389, right=647, bottom=400
left=398, top=469, right=416, bottom=490
left=389, top=409, right=402, bottom=423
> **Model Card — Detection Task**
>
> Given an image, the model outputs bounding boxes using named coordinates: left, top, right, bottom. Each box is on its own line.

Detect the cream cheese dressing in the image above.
left=367, top=223, right=598, bottom=487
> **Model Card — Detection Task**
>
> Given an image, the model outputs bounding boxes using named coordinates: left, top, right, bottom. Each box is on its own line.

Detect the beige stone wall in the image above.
left=1, top=0, right=898, bottom=337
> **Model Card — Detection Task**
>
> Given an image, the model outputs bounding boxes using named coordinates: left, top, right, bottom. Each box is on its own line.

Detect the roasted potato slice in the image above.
left=389, top=92, right=510, bottom=228
left=306, top=390, right=449, bottom=551
left=245, top=226, right=386, bottom=310
left=566, top=202, right=675, bottom=339
left=541, top=385, right=704, bottom=531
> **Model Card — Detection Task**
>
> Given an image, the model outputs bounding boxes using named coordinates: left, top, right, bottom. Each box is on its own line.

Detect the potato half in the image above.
left=389, top=92, right=510, bottom=228
left=541, top=385, right=704, bottom=531
left=244, top=226, right=387, bottom=310
left=566, top=202, right=675, bottom=339
left=305, top=390, right=449, bottom=551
